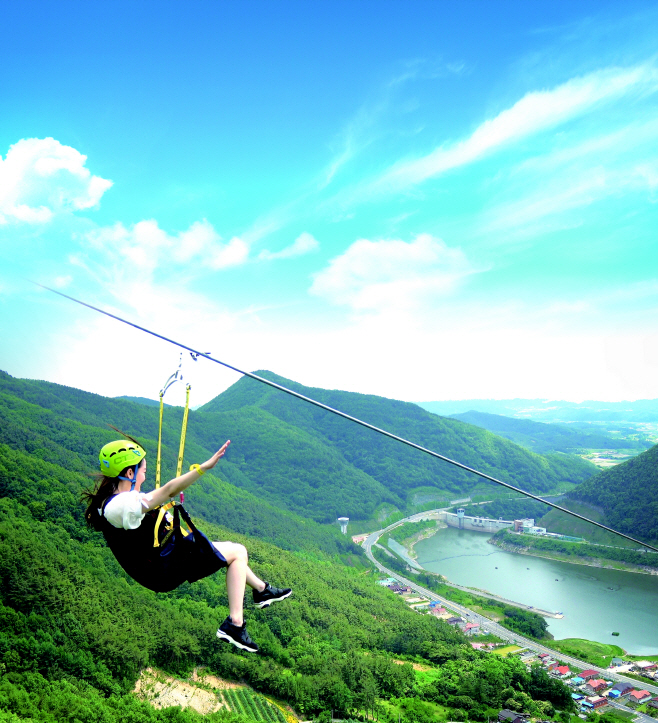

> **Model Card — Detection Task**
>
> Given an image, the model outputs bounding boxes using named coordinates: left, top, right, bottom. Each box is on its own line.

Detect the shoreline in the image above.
left=401, top=518, right=658, bottom=576
left=489, top=538, right=658, bottom=576
left=401, top=522, right=446, bottom=559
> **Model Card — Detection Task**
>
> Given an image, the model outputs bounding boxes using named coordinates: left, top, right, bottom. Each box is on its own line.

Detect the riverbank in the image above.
left=404, top=522, right=446, bottom=559
left=389, top=519, right=446, bottom=560
left=489, top=537, right=658, bottom=576
left=414, top=526, right=658, bottom=652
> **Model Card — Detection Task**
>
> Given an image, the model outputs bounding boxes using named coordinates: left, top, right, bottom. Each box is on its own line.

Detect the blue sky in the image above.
left=1, top=0, right=658, bottom=406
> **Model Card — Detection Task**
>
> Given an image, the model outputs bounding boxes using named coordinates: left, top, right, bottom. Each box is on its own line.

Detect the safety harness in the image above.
left=153, top=356, right=192, bottom=548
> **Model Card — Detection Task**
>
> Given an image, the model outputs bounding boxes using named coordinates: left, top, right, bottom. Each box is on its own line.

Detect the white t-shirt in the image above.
left=102, top=491, right=154, bottom=530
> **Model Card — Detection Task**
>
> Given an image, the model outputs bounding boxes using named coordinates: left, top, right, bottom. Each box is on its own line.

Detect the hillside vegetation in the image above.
left=0, top=370, right=576, bottom=722
left=568, top=443, right=658, bottom=542
left=197, top=371, right=597, bottom=522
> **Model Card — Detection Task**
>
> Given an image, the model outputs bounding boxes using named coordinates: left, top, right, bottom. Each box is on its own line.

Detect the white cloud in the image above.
left=484, top=156, right=658, bottom=236
left=84, top=218, right=249, bottom=282
left=362, top=62, right=658, bottom=197
left=257, top=232, right=319, bottom=261
left=310, top=234, right=477, bottom=312
left=210, top=236, right=250, bottom=269
left=0, top=137, right=112, bottom=224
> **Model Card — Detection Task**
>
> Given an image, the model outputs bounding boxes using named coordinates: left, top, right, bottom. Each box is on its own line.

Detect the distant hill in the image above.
left=568, top=443, right=658, bottom=542
left=419, top=398, right=658, bottom=423
left=450, top=411, right=649, bottom=454
left=195, top=371, right=597, bottom=521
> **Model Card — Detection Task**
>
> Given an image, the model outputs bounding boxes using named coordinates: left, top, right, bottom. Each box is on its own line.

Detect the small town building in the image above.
left=570, top=677, right=585, bottom=686
left=571, top=694, right=584, bottom=701
left=585, top=696, right=607, bottom=709
left=647, top=699, right=658, bottom=710
left=610, top=658, right=624, bottom=666
left=579, top=670, right=599, bottom=681
left=498, top=710, right=526, bottom=723
left=447, top=616, right=464, bottom=625
left=376, top=577, right=397, bottom=586
left=556, top=665, right=571, bottom=677
left=635, top=661, right=658, bottom=672
left=463, top=622, right=480, bottom=635
left=611, top=682, right=633, bottom=696
left=607, top=690, right=621, bottom=699
left=629, top=690, right=652, bottom=704
left=586, top=679, right=607, bottom=694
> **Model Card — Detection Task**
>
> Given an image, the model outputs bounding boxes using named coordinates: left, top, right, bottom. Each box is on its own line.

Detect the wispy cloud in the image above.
left=349, top=62, right=658, bottom=201
left=257, top=232, right=319, bottom=261
left=481, top=117, right=658, bottom=237
left=319, top=58, right=466, bottom=190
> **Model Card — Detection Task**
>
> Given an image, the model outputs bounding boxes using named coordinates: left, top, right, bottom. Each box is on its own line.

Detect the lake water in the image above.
left=414, top=527, right=658, bottom=655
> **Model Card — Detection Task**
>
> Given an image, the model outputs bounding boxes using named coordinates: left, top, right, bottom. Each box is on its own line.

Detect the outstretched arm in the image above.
left=144, top=440, right=230, bottom=510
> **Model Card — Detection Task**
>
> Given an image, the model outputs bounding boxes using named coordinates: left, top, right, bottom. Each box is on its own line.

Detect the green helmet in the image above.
left=99, top=440, right=146, bottom=477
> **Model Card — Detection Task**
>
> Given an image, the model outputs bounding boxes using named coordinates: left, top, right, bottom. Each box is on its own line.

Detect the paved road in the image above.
left=364, top=521, right=658, bottom=703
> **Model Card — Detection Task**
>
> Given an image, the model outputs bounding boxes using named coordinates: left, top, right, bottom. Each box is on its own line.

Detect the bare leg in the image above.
left=213, top=541, right=265, bottom=627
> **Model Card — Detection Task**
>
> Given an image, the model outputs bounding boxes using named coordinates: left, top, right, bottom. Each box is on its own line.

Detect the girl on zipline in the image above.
left=83, top=438, right=291, bottom=653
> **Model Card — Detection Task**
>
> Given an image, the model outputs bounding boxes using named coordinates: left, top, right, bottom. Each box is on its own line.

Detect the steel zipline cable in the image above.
left=32, top=281, right=658, bottom=554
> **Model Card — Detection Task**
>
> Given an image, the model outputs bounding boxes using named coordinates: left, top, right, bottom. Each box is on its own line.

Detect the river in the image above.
left=414, top=527, right=658, bottom=655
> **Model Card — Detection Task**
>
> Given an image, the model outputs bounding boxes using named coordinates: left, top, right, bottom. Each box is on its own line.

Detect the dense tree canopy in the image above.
left=569, top=443, right=658, bottom=542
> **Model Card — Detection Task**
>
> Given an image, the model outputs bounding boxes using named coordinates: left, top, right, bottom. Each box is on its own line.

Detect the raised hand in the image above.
left=202, top=440, right=231, bottom=471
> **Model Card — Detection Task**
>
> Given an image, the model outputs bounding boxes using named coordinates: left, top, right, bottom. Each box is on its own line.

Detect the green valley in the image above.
left=0, top=369, right=580, bottom=723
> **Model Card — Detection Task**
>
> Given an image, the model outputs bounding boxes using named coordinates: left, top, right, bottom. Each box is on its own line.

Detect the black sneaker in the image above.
left=216, top=617, right=259, bottom=653
left=253, top=582, right=292, bottom=609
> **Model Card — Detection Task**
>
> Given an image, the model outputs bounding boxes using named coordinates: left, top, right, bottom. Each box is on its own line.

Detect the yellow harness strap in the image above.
left=153, top=383, right=192, bottom=547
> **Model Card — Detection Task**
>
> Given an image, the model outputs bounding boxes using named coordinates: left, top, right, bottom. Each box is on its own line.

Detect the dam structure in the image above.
left=443, top=508, right=513, bottom=533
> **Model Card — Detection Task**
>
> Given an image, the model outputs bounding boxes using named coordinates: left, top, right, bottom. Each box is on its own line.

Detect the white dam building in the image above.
left=442, top=508, right=514, bottom=532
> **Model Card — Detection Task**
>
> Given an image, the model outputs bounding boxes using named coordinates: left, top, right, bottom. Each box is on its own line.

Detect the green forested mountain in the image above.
left=450, top=411, right=648, bottom=454
left=568, top=442, right=658, bottom=542
left=0, top=370, right=357, bottom=558
left=0, top=369, right=575, bottom=723
left=196, top=372, right=596, bottom=521
left=0, top=370, right=596, bottom=526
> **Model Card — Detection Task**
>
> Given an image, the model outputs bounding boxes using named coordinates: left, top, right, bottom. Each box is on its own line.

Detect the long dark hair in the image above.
left=83, top=426, right=146, bottom=530
left=82, top=460, right=145, bottom=531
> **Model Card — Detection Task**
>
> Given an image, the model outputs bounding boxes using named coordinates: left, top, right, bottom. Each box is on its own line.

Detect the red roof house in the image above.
left=629, top=690, right=652, bottom=704
left=580, top=669, right=599, bottom=681
left=557, top=666, right=571, bottom=676
left=586, top=680, right=607, bottom=694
